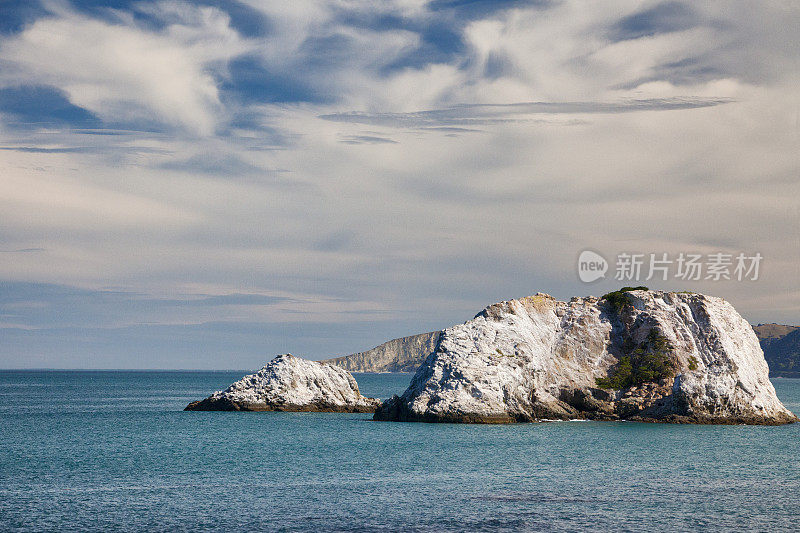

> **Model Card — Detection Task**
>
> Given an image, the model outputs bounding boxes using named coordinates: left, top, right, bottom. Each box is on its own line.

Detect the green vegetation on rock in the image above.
left=596, top=328, right=675, bottom=389
left=595, top=355, right=633, bottom=389
left=601, top=286, right=649, bottom=313
left=495, top=348, right=512, bottom=357
left=596, top=289, right=675, bottom=390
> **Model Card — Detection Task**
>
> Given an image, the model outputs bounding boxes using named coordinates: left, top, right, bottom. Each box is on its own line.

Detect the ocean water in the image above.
left=0, top=371, right=798, bottom=532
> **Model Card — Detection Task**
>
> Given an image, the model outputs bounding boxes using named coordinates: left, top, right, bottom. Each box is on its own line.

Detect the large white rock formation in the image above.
left=186, top=354, right=380, bottom=412
left=375, top=290, right=796, bottom=425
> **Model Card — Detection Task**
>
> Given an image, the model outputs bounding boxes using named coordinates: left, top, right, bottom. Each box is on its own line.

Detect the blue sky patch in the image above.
left=0, top=85, right=101, bottom=129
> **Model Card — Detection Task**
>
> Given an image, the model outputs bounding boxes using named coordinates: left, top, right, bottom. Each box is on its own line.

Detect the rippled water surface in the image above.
left=1, top=371, right=798, bottom=532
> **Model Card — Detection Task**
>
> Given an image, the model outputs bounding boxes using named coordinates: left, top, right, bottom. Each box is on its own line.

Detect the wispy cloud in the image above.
left=320, top=97, right=733, bottom=127
left=338, top=135, right=399, bottom=145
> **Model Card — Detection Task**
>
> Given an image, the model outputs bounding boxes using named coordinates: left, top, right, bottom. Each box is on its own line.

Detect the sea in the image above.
left=0, top=370, right=798, bottom=532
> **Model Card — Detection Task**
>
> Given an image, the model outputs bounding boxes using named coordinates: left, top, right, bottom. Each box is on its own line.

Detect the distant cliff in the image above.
left=324, top=332, right=440, bottom=373
left=754, top=324, right=800, bottom=377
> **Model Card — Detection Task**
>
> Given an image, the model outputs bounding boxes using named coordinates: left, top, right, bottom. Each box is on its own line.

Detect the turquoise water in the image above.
left=1, top=371, right=798, bottom=532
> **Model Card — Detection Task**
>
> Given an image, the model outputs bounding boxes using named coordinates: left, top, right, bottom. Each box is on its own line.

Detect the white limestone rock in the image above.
left=186, top=354, right=380, bottom=412
left=374, top=291, right=796, bottom=425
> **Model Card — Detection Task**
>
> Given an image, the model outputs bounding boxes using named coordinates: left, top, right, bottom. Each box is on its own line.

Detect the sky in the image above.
left=0, top=0, right=798, bottom=369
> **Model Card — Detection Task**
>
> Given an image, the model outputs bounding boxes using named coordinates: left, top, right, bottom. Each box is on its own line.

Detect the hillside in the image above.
left=753, top=323, right=800, bottom=340
left=324, top=331, right=440, bottom=373
left=754, top=324, right=800, bottom=377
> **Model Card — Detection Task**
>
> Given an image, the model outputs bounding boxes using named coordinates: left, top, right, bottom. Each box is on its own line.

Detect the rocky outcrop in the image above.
left=186, top=354, right=380, bottom=412
left=323, top=332, right=440, bottom=373
left=375, top=290, right=797, bottom=425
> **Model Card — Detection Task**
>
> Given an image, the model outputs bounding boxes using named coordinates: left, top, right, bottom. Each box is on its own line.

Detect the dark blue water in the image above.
left=1, top=371, right=798, bottom=532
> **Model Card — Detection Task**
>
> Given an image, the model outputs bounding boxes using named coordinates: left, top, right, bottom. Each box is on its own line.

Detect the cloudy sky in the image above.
left=0, top=0, right=798, bottom=368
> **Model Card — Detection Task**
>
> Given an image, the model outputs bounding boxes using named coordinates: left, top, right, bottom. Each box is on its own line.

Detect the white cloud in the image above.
left=0, top=1, right=252, bottom=135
